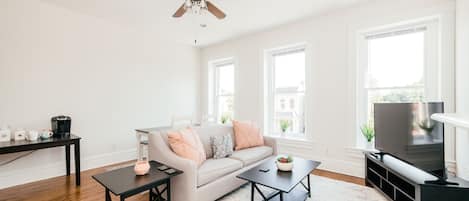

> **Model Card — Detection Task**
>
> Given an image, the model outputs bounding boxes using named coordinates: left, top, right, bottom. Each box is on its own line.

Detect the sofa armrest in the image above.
left=264, top=136, right=278, bottom=155
left=147, top=131, right=198, bottom=201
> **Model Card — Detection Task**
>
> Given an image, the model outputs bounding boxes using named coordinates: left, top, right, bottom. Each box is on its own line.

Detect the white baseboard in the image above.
left=0, top=148, right=137, bottom=189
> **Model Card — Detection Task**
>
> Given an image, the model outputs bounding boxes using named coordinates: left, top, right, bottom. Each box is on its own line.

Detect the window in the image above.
left=209, top=59, right=235, bottom=123
left=265, top=45, right=306, bottom=137
left=357, top=20, right=440, bottom=146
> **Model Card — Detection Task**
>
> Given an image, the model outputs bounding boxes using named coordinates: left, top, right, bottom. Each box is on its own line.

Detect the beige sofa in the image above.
left=148, top=124, right=278, bottom=201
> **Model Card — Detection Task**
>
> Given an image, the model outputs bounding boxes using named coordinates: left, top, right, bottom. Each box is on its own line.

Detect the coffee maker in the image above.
left=51, top=116, right=71, bottom=138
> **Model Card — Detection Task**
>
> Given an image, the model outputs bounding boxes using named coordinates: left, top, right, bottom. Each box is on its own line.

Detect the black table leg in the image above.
left=251, top=182, right=254, bottom=201
left=105, top=188, right=111, bottom=201
left=308, top=174, right=311, bottom=197
left=149, top=189, right=153, bottom=201
left=65, top=144, right=70, bottom=176
left=74, top=141, right=81, bottom=186
left=280, top=192, right=284, bottom=201
left=167, top=179, right=171, bottom=201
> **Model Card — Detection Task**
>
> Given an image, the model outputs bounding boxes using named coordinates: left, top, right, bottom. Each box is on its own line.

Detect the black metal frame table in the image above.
left=92, top=160, right=182, bottom=201
left=237, top=157, right=321, bottom=201
left=0, top=134, right=81, bottom=186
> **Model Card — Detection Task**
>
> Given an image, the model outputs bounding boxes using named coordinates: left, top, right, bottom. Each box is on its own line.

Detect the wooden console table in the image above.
left=0, top=134, right=81, bottom=186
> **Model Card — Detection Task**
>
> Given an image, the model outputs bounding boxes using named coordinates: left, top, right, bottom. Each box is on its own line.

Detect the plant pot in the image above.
left=366, top=141, right=374, bottom=150
left=280, top=131, right=286, bottom=137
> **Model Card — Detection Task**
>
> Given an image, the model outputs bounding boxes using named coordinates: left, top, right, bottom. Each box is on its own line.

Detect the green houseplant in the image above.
left=220, top=114, right=231, bottom=124
left=280, top=120, right=291, bottom=134
left=360, top=123, right=375, bottom=149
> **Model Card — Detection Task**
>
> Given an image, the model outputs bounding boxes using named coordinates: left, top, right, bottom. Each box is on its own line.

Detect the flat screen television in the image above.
left=374, top=102, right=445, bottom=179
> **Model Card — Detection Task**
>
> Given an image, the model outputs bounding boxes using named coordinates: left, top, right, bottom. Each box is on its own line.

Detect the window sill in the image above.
left=265, top=134, right=312, bottom=143
left=349, top=146, right=379, bottom=153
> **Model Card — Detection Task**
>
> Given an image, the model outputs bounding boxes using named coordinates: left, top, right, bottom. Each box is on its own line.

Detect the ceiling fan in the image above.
left=173, top=0, right=226, bottom=19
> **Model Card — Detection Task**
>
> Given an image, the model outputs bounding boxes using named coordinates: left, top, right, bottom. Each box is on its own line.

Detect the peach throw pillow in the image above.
left=233, top=120, right=264, bottom=150
left=167, top=128, right=206, bottom=166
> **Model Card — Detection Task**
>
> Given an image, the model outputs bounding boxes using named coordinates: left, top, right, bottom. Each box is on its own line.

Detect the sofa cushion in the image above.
left=232, top=120, right=264, bottom=150
left=193, top=125, right=235, bottom=158
left=167, top=128, right=206, bottom=166
left=197, top=158, right=243, bottom=187
left=229, top=146, right=273, bottom=166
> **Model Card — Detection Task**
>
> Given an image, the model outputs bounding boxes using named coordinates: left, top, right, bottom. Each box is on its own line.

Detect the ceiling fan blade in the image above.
left=173, top=3, right=186, bottom=18
left=206, top=1, right=226, bottom=19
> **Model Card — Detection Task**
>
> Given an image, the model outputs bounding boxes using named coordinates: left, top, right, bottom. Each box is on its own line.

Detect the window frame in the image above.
left=208, top=58, right=236, bottom=123
left=356, top=19, right=441, bottom=147
left=264, top=44, right=307, bottom=137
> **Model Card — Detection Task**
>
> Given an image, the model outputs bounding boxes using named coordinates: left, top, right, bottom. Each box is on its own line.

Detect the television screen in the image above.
left=374, top=102, right=445, bottom=178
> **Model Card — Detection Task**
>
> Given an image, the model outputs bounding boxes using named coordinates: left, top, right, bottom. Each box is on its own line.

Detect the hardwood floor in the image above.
left=0, top=161, right=365, bottom=201
left=313, top=169, right=365, bottom=186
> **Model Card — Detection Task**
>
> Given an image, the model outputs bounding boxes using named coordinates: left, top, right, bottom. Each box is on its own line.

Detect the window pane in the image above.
left=274, top=51, right=306, bottom=92
left=268, top=48, right=306, bottom=136
left=367, top=88, right=425, bottom=123
left=217, top=64, right=234, bottom=95
left=367, top=32, right=424, bottom=88
left=217, top=96, right=234, bottom=123
left=273, top=93, right=305, bottom=134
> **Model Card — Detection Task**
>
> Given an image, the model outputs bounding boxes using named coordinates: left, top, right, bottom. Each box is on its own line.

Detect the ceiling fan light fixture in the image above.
left=200, top=0, right=207, bottom=9
left=193, top=5, right=201, bottom=15
left=173, top=0, right=226, bottom=19
left=184, top=0, right=193, bottom=8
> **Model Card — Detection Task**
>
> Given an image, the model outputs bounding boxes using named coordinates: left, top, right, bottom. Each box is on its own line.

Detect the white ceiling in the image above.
left=42, top=0, right=370, bottom=47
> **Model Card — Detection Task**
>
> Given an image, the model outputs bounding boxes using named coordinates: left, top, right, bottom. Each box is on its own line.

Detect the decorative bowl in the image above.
left=134, top=161, right=150, bottom=175
left=276, top=156, right=294, bottom=171
left=276, top=161, right=294, bottom=171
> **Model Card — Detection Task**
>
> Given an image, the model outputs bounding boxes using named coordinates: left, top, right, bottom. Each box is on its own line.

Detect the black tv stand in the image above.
left=424, top=179, right=459, bottom=186
left=365, top=153, right=469, bottom=201
left=370, top=152, right=386, bottom=160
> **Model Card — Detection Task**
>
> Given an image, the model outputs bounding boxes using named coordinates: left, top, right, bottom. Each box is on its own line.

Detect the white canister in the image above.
left=0, top=126, right=11, bottom=142
left=40, top=129, right=53, bottom=139
left=14, top=129, right=26, bottom=141
left=26, top=130, right=39, bottom=141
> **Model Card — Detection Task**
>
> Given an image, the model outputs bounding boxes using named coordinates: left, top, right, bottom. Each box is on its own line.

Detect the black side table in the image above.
left=92, top=161, right=182, bottom=201
left=0, top=134, right=81, bottom=186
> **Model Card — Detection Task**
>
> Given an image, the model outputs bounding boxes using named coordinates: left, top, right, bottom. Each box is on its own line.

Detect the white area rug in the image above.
left=219, top=175, right=386, bottom=201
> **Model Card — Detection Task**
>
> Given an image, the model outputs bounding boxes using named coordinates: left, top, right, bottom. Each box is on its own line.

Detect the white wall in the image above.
left=455, top=0, right=469, bottom=180
left=0, top=0, right=200, bottom=188
left=200, top=0, right=456, bottom=177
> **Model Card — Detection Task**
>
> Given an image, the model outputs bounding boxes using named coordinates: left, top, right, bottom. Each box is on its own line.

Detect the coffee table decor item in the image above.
left=93, top=160, right=182, bottom=201
left=134, top=160, right=150, bottom=175
left=237, top=157, right=321, bottom=201
left=276, top=155, right=294, bottom=171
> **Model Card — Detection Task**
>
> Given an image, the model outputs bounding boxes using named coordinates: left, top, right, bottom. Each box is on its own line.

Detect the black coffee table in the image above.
left=237, top=157, right=321, bottom=201
left=92, top=161, right=182, bottom=201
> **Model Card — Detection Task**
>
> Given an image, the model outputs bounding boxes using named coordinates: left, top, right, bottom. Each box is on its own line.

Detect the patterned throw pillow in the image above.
left=210, top=134, right=234, bottom=159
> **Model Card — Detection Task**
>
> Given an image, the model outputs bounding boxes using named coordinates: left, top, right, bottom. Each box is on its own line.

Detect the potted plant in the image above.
left=279, top=120, right=291, bottom=135
left=360, top=123, right=375, bottom=149
left=418, top=118, right=436, bottom=139
left=220, top=114, right=231, bottom=124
